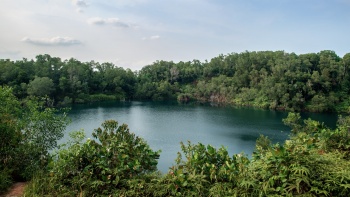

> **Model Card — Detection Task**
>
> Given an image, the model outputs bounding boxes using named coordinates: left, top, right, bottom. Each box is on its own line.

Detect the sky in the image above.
left=0, top=0, right=349, bottom=70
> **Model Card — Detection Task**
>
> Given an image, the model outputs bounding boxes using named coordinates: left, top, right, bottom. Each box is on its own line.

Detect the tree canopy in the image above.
left=27, top=76, right=54, bottom=97
left=1, top=50, right=350, bottom=112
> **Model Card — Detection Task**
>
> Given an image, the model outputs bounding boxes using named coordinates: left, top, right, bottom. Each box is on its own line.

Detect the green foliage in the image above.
left=0, top=87, right=22, bottom=193
left=244, top=113, right=350, bottom=196
left=57, top=96, right=73, bottom=106
left=88, top=93, right=117, bottom=102
left=0, top=86, right=69, bottom=194
left=3, top=49, right=350, bottom=195
left=248, top=138, right=350, bottom=196
left=156, top=142, right=250, bottom=196
left=177, top=93, right=192, bottom=102
left=255, top=134, right=272, bottom=153
left=27, top=76, right=54, bottom=97
left=0, top=87, right=22, bottom=167
left=17, top=98, right=69, bottom=179
left=25, top=114, right=350, bottom=196
left=29, top=120, right=161, bottom=196
left=2, top=50, right=350, bottom=112
left=282, top=112, right=303, bottom=133
left=0, top=168, right=13, bottom=193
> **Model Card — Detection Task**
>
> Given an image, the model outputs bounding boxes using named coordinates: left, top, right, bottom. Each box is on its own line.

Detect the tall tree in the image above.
left=27, top=77, right=54, bottom=97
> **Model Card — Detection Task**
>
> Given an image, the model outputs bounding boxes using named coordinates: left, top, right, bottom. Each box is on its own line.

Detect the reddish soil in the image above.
left=1, top=182, right=26, bottom=197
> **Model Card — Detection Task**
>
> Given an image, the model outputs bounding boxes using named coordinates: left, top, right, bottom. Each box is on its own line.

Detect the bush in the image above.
left=0, top=168, right=13, bottom=194
left=149, top=142, right=250, bottom=196
left=89, top=94, right=117, bottom=102
left=26, top=113, right=350, bottom=196
left=57, top=96, right=72, bottom=106
left=0, top=86, right=69, bottom=193
left=31, top=120, right=161, bottom=196
left=177, top=93, right=192, bottom=102
left=242, top=113, right=350, bottom=196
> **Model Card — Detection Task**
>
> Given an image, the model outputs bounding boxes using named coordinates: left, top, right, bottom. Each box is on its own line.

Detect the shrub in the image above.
left=89, top=94, right=117, bottom=102
left=26, top=113, right=350, bottom=196
left=0, top=168, right=13, bottom=194
left=151, top=142, right=250, bottom=196
left=33, top=120, right=161, bottom=196
left=177, top=93, right=192, bottom=102
left=244, top=113, right=350, bottom=196
left=0, top=86, right=69, bottom=194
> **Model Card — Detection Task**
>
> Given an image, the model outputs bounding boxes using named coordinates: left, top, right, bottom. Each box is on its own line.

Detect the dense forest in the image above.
left=1, top=50, right=350, bottom=112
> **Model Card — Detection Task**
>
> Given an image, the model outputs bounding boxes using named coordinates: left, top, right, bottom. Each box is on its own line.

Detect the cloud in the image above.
left=142, top=35, right=160, bottom=40
left=72, top=0, right=88, bottom=13
left=72, top=0, right=88, bottom=7
left=150, top=35, right=160, bottom=40
left=22, top=36, right=82, bottom=46
left=87, top=17, right=130, bottom=28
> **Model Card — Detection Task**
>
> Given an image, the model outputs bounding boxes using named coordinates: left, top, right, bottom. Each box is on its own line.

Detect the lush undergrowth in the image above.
left=0, top=87, right=69, bottom=195
left=24, top=113, right=350, bottom=196
left=2, top=84, right=349, bottom=196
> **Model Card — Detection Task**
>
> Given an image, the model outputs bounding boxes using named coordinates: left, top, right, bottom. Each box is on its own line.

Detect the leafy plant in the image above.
left=25, top=113, right=350, bottom=196
left=0, top=86, right=69, bottom=194
left=151, top=142, right=250, bottom=196
left=33, top=120, right=161, bottom=196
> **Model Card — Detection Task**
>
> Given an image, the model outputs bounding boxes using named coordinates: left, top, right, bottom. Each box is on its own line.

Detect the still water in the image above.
left=62, top=101, right=338, bottom=173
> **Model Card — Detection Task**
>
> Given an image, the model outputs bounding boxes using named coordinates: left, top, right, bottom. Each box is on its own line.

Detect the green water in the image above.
left=62, top=101, right=338, bottom=173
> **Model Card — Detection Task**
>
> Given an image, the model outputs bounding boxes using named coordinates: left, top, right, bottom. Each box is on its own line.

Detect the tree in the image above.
left=0, top=86, right=22, bottom=192
left=27, top=76, right=54, bottom=97
left=0, top=86, right=69, bottom=193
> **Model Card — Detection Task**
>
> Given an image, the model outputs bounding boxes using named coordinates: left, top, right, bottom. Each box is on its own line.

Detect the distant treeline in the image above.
left=1, top=50, right=350, bottom=112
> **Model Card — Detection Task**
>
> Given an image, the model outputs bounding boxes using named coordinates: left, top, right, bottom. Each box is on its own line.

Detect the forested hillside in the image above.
left=1, top=50, right=350, bottom=112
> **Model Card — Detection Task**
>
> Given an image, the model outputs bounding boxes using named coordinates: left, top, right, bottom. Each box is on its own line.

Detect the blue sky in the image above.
left=0, top=0, right=349, bottom=70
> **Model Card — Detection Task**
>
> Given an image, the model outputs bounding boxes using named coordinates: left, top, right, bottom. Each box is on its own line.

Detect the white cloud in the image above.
left=21, top=36, right=82, bottom=46
left=150, top=35, right=160, bottom=40
left=87, top=17, right=130, bottom=28
left=87, top=17, right=105, bottom=25
left=142, top=35, right=160, bottom=40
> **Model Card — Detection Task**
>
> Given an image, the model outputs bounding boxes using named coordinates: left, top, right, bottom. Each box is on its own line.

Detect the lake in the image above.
left=62, top=101, right=338, bottom=173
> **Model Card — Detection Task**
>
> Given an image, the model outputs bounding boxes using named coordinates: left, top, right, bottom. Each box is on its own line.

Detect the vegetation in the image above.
left=23, top=113, right=350, bottom=196
left=0, top=86, right=69, bottom=194
left=1, top=84, right=350, bottom=196
left=1, top=50, right=350, bottom=112
left=1, top=50, right=350, bottom=195
left=24, top=120, right=160, bottom=196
